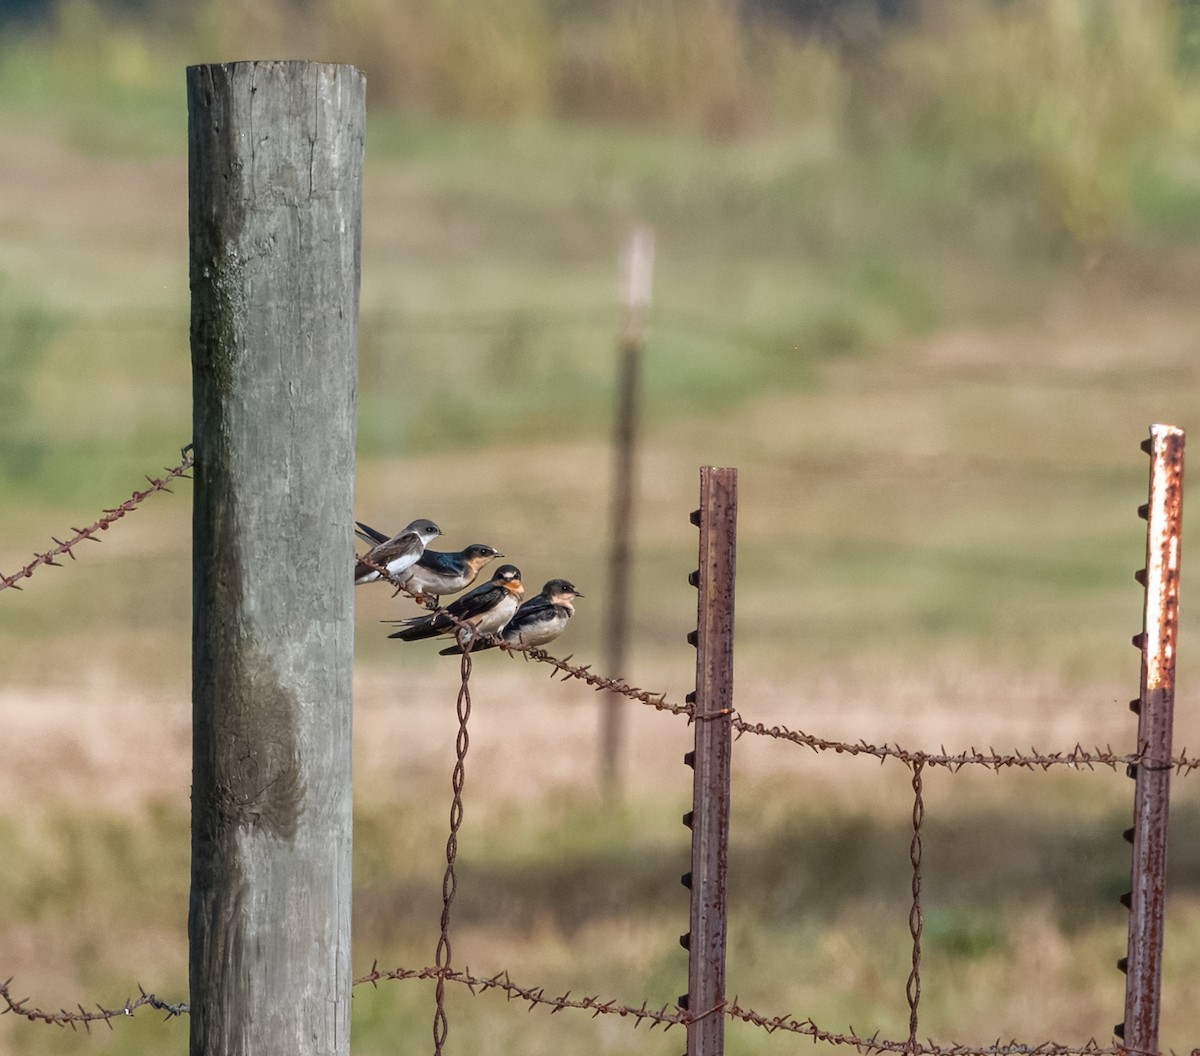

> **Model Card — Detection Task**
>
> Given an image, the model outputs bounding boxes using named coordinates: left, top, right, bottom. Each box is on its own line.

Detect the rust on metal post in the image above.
left=1117, top=424, right=1184, bottom=1053
left=681, top=466, right=736, bottom=1056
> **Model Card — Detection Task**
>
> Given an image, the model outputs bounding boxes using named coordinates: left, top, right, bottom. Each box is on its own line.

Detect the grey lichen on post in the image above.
left=188, top=61, right=364, bottom=1056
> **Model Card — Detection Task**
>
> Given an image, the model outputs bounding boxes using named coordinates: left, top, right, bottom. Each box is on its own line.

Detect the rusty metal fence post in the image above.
left=680, top=466, right=737, bottom=1056
left=1117, top=424, right=1185, bottom=1052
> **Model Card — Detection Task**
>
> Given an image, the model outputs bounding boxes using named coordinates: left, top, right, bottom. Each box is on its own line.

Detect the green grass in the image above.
left=6, top=0, right=1200, bottom=506
left=0, top=9, right=185, bottom=159
left=8, top=777, right=1200, bottom=1053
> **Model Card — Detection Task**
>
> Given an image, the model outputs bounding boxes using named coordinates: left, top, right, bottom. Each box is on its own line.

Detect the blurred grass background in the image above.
left=6, top=0, right=1200, bottom=1052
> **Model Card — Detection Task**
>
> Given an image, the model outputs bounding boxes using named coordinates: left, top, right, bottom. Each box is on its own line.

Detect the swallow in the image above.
left=354, top=522, right=504, bottom=607
left=404, top=544, right=507, bottom=607
left=354, top=518, right=442, bottom=586
left=387, top=564, right=524, bottom=642
left=439, top=579, right=583, bottom=655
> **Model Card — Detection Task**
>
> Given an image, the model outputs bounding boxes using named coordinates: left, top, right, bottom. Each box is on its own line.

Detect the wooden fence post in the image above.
left=602, top=225, right=655, bottom=797
left=187, top=60, right=364, bottom=1056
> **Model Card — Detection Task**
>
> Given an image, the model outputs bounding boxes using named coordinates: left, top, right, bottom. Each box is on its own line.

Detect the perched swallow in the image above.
left=354, top=518, right=442, bottom=586
left=354, top=522, right=505, bottom=607
left=404, top=544, right=506, bottom=607
left=387, top=564, right=524, bottom=642
left=439, top=579, right=583, bottom=655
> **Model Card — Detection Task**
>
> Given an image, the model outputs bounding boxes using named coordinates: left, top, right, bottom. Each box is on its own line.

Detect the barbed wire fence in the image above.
left=0, top=429, right=1190, bottom=1056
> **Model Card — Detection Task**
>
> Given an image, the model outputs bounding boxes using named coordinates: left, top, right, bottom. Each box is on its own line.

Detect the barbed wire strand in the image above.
left=725, top=716, right=1200, bottom=776
left=2, top=971, right=1143, bottom=1056
left=0, top=445, right=195, bottom=593
left=512, top=646, right=1200, bottom=775
left=0, top=978, right=187, bottom=1029
left=518, top=646, right=700, bottom=716
left=722, top=1002, right=1124, bottom=1056
left=907, top=759, right=925, bottom=1052
left=432, top=629, right=475, bottom=1056
left=360, top=965, right=686, bottom=1030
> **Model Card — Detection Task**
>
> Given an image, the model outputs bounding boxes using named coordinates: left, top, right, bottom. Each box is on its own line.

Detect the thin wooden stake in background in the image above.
left=602, top=224, right=655, bottom=797
left=188, top=60, right=363, bottom=1056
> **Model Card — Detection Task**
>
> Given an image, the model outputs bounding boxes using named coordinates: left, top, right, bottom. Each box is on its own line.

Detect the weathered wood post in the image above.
left=188, top=61, right=364, bottom=1056
left=601, top=224, right=654, bottom=797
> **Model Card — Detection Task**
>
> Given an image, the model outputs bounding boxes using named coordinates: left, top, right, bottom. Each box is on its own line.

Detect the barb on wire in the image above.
left=516, top=646, right=693, bottom=716
left=0, top=978, right=188, bottom=1029
left=0, top=445, right=195, bottom=593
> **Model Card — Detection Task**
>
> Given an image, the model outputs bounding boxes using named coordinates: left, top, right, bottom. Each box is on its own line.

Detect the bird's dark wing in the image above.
left=416, top=549, right=468, bottom=576
left=391, top=581, right=499, bottom=641
left=355, top=521, right=390, bottom=545
left=387, top=612, right=449, bottom=641
left=356, top=532, right=418, bottom=584
left=436, top=600, right=556, bottom=654
left=368, top=531, right=420, bottom=566
left=515, top=594, right=555, bottom=616
left=508, top=603, right=559, bottom=633
left=445, top=582, right=503, bottom=621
